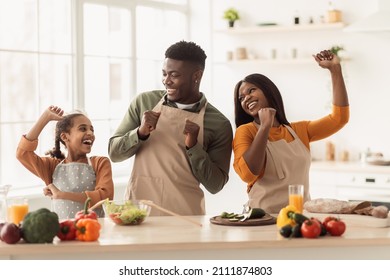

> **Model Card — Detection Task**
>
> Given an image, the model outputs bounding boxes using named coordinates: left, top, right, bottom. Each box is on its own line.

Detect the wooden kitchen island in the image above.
left=1, top=215, right=390, bottom=260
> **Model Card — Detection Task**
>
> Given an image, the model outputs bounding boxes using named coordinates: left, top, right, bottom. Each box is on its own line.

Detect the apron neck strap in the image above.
left=60, top=157, right=91, bottom=165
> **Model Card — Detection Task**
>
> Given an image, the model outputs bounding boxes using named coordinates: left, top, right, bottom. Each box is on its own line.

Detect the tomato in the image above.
left=301, top=218, right=321, bottom=239
left=312, top=218, right=327, bottom=236
left=322, top=216, right=338, bottom=228
left=326, top=219, right=346, bottom=236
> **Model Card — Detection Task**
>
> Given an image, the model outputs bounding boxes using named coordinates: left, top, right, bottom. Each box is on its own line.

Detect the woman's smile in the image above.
left=247, top=100, right=258, bottom=111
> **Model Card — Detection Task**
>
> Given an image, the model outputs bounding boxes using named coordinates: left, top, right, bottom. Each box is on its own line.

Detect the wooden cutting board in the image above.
left=209, top=213, right=276, bottom=226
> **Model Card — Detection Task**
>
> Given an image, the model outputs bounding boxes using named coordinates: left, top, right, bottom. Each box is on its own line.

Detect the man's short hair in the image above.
left=165, top=41, right=207, bottom=70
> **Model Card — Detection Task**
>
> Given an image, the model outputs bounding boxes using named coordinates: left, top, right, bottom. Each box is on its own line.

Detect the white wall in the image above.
left=209, top=0, right=390, bottom=159
left=189, top=0, right=390, bottom=215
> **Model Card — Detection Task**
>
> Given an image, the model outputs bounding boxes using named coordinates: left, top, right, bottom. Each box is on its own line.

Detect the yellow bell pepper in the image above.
left=276, top=205, right=298, bottom=229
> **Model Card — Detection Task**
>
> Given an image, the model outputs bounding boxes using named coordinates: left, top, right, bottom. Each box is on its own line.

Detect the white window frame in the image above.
left=0, top=0, right=189, bottom=196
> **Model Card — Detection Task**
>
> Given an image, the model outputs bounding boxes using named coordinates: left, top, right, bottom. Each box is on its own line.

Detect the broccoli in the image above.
left=21, top=208, right=60, bottom=243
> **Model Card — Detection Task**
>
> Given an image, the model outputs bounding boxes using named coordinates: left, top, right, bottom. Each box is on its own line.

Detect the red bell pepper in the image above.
left=75, top=197, right=98, bottom=221
left=57, top=219, right=77, bottom=241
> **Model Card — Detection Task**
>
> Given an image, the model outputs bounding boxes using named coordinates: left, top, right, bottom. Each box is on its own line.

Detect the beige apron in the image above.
left=247, top=124, right=311, bottom=214
left=125, top=97, right=206, bottom=216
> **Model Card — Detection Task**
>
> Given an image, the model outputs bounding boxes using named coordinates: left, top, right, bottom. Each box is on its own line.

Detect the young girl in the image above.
left=16, top=105, right=114, bottom=219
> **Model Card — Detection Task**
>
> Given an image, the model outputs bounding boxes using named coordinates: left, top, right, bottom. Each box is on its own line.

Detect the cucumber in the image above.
left=220, top=211, right=229, bottom=218
left=319, top=222, right=327, bottom=236
left=220, top=207, right=266, bottom=222
left=291, top=224, right=303, bottom=238
left=221, top=212, right=235, bottom=218
left=248, top=208, right=266, bottom=219
left=220, top=212, right=244, bottom=220
left=279, top=224, right=293, bottom=238
left=288, top=212, right=308, bottom=224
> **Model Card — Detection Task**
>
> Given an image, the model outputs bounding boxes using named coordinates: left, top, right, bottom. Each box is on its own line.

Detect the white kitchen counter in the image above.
left=1, top=215, right=390, bottom=260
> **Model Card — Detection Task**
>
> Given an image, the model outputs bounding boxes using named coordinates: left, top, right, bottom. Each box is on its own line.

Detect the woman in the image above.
left=232, top=50, right=349, bottom=214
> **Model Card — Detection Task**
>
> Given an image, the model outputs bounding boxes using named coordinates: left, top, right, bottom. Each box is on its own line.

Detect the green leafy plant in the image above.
left=223, top=8, right=240, bottom=22
left=330, top=45, right=344, bottom=56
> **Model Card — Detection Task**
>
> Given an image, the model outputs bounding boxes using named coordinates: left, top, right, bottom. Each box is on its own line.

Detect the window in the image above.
left=0, top=0, right=189, bottom=193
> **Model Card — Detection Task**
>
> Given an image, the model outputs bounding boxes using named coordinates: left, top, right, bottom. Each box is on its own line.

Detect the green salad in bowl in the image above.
left=103, top=199, right=151, bottom=225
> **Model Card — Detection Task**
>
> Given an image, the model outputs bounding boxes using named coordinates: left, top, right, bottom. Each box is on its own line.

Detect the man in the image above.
left=108, top=41, right=233, bottom=216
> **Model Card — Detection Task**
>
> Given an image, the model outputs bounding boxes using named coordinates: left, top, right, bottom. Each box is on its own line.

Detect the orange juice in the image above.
left=289, top=194, right=303, bottom=213
left=288, top=184, right=304, bottom=213
left=8, top=203, right=29, bottom=225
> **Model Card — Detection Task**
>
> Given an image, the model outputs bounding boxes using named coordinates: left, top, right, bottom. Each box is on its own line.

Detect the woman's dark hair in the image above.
left=165, top=40, right=207, bottom=70
left=234, top=73, right=290, bottom=128
left=45, top=113, right=84, bottom=159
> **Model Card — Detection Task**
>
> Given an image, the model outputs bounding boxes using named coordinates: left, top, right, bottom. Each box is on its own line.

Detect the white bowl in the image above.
left=103, top=200, right=151, bottom=225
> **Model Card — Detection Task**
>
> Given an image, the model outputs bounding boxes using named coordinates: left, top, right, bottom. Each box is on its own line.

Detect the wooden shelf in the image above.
left=213, top=22, right=349, bottom=67
left=214, top=22, right=345, bottom=34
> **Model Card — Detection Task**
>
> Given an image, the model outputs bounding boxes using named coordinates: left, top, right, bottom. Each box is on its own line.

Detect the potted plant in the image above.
left=223, top=8, right=240, bottom=28
left=330, top=45, right=344, bottom=56
left=330, top=45, right=346, bottom=59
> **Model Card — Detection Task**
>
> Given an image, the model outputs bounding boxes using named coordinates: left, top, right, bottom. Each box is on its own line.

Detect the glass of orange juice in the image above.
left=7, top=197, right=29, bottom=225
left=288, top=184, right=304, bottom=213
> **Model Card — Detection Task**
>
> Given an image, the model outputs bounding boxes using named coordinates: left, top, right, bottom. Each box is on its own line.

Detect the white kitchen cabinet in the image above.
left=309, top=161, right=390, bottom=204
left=309, top=169, right=338, bottom=199
left=335, top=172, right=390, bottom=203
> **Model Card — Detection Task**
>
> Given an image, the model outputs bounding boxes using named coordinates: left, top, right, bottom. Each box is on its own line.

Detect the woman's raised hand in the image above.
left=313, top=49, right=340, bottom=70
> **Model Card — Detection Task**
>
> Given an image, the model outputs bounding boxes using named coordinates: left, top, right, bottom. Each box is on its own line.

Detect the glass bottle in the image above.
left=294, top=10, right=300, bottom=25
left=0, top=185, right=11, bottom=222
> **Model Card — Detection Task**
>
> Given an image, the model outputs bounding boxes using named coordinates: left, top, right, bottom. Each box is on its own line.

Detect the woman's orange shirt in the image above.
left=233, top=105, right=349, bottom=192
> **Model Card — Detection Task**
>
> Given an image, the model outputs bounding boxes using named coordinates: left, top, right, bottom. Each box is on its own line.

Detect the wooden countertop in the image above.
left=1, top=215, right=390, bottom=260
